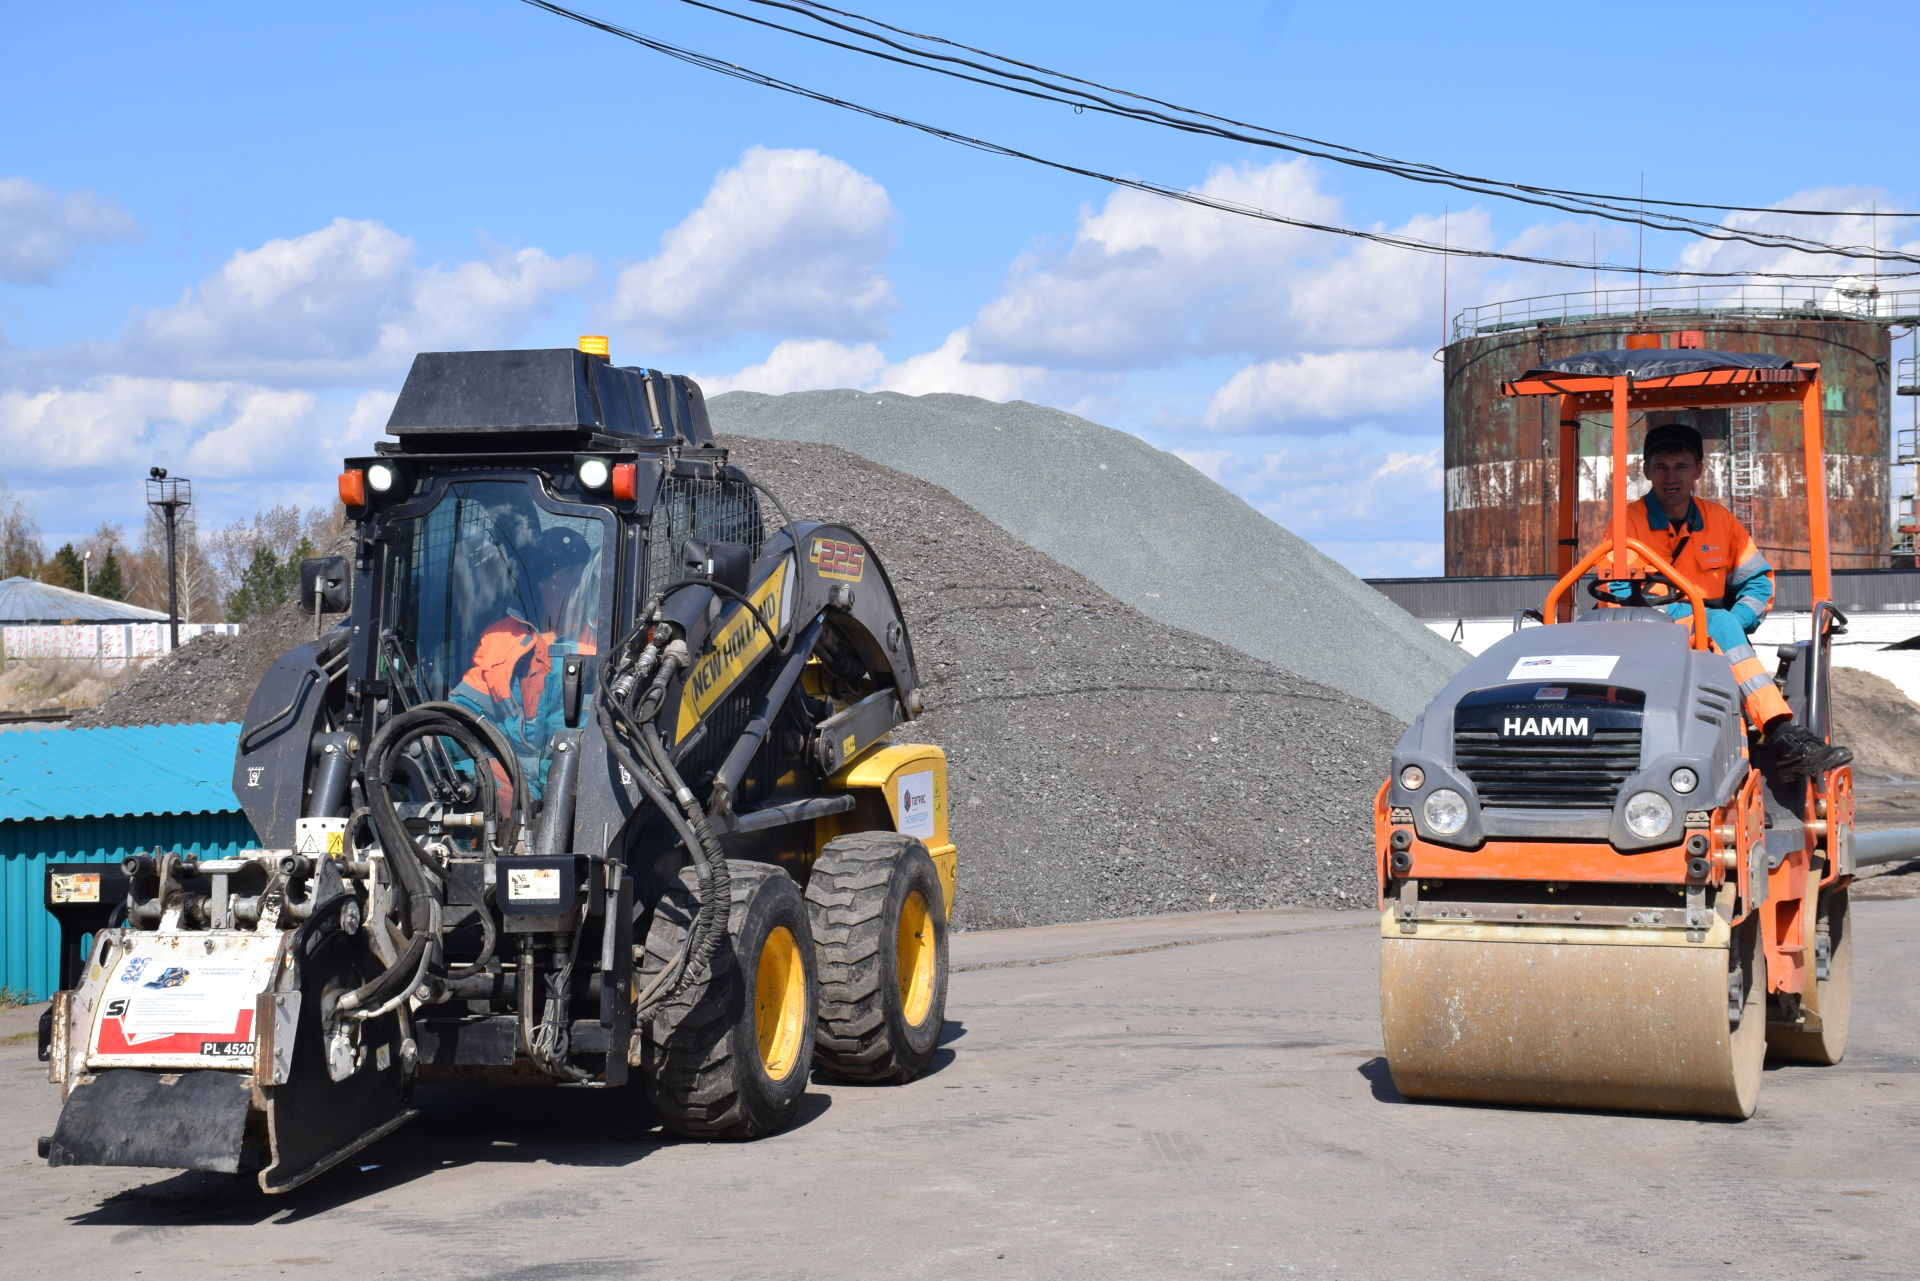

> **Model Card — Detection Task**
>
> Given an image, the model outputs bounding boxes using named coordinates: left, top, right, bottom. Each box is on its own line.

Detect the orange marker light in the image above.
left=579, top=334, right=610, bottom=358
left=611, top=462, right=638, bottom=501
left=338, top=469, right=367, bottom=507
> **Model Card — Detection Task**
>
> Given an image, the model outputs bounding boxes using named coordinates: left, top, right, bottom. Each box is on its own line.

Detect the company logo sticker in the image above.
left=897, top=769, right=935, bottom=839
left=118, top=957, right=150, bottom=985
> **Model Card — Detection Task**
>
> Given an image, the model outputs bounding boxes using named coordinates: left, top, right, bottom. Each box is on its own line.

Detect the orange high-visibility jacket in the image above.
left=1625, top=494, right=1775, bottom=627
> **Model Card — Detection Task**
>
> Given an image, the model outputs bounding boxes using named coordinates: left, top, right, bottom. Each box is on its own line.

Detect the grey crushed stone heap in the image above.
left=74, top=439, right=1404, bottom=929
left=709, top=388, right=1466, bottom=722
left=726, top=437, right=1400, bottom=927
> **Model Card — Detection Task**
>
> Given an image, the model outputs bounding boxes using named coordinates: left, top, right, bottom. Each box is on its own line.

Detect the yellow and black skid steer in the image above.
left=38, top=340, right=956, bottom=1190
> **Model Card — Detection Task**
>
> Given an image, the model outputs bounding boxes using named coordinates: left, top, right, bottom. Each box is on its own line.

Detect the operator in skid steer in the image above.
left=447, top=516, right=601, bottom=798
left=1612, top=421, right=1851, bottom=778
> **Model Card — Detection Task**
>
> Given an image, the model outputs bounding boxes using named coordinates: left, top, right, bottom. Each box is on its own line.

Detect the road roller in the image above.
left=1377, top=347, right=1856, bottom=1118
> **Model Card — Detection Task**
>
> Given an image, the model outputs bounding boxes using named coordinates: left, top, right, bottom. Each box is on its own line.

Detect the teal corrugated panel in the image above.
left=0, top=811, right=259, bottom=1001
left=0, top=722, right=243, bottom=822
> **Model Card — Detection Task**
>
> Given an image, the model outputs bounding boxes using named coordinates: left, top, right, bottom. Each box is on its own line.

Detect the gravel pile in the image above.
left=69, top=438, right=1403, bottom=928
left=725, top=436, right=1400, bottom=927
left=74, top=605, right=342, bottom=729
left=710, top=389, right=1467, bottom=721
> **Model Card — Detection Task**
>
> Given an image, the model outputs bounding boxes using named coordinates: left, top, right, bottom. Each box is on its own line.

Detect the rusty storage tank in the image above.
left=1443, top=285, right=1920, bottom=576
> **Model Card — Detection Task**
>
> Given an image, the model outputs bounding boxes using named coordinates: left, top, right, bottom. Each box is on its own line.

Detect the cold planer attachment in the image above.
left=42, top=343, right=957, bottom=1190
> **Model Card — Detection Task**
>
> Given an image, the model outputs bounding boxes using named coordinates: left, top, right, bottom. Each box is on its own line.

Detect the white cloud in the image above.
left=608, top=147, right=895, bottom=349
left=0, top=176, right=141, bottom=283
left=118, top=218, right=593, bottom=385
left=1670, top=186, right=1920, bottom=286
left=1203, top=347, right=1438, bottom=433
left=696, top=328, right=1054, bottom=403
left=696, top=339, right=886, bottom=396
left=0, top=376, right=319, bottom=475
left=872, top=329, right=1048, bottom=401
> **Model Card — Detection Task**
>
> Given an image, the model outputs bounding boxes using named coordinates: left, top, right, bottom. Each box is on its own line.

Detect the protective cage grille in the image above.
left=1452, top=728, right=1644, bottom=810
left=645, top=473, right=769, bottom=595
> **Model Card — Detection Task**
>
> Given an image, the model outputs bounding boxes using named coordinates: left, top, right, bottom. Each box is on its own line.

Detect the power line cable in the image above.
left=696, top=0, right=1913, bottom=263
left=517, top=0, right=1920, bottom=279
left=762, top=0, right=1920, bottom=223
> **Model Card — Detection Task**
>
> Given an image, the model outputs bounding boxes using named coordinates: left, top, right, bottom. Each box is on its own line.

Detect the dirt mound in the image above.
left=1831, top=665, right=1920, bottom=782
left=60, top=441, right=1401, bottom=928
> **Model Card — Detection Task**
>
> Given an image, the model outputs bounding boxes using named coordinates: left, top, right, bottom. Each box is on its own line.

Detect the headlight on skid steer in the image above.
left=1423, top=788, right=1467, bottom=835
left=1624, top=790, right=1674, bottom=839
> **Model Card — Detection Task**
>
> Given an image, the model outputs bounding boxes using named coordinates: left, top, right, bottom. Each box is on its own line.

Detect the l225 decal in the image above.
left=809, top=537, right=866, bottom=582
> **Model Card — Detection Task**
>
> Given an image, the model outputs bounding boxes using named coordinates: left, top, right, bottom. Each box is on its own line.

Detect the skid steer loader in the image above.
left=38, top=341, right=957, bottom=1190
left=1376, top=347, right=1860, bottom=1119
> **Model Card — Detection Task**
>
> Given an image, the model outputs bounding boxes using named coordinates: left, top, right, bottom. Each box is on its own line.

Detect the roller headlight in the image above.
left=578, top=457, right=611, bottom=489
left=1624, top=790, right=1674, bottom=839
left=1670, top=767, right=1698, bottom=795
left=1423, top=788, right=1468, bottom=835
left=1398, top=765, right=1425, bottom=790
left=366, top=462, right=397, bottom=493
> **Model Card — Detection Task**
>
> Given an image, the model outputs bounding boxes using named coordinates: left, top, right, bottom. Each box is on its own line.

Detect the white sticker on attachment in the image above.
left=896, top=770, right=935, bottom=840
left=1506, top=654, right=1619, bottom=682
left=507, top=868, right=560, bottom=901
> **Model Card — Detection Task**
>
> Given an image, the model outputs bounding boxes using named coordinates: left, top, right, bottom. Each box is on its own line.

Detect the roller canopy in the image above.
left=1517, top=349, right=1798, bottom=381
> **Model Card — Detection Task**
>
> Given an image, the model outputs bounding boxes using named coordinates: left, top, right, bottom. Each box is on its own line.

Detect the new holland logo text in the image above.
left=810, top=537, right=866, bottom=582
left=1501, top=716, right=1590, bottom=737
left=689, top=619, right=757, bottom=702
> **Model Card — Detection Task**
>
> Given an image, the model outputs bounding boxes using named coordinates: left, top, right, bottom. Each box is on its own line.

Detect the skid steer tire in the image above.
left=640, top=861, right=819, bottom=1140
left=806, top=831, right=949, bottom=1083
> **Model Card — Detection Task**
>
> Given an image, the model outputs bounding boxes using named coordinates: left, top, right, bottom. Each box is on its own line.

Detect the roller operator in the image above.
left=1624, top=421, right=1851, bottom=778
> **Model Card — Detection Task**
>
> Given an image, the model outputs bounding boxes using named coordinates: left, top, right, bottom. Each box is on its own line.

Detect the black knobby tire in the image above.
left=639, top=860, right=819, bottom=1139
left=806, top=831, right=949, bottom=1083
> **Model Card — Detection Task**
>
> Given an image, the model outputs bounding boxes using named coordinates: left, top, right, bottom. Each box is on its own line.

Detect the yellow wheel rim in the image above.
left=896, top=889, right=936, bottom=1027
left=754, top=925, right=806, bottom=1081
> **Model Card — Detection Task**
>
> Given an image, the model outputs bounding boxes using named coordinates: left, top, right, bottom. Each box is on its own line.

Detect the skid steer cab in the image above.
left=1377, top=348, right=1860, bottom=1120
left=40, top=341, right=957, bottom=1191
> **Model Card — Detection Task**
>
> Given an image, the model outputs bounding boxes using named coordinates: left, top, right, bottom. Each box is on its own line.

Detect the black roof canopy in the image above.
left=385, top=348, right=714, bottom=447
left=1517, top=349, right=1798, bottom=382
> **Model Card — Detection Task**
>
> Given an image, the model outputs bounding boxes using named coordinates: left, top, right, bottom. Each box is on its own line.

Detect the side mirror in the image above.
left=299, top=555, right=350, bottom=615
left=680, top=539, right=753, bottom=598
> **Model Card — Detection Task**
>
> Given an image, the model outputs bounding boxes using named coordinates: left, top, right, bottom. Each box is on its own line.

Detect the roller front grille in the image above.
left=1453, top=727, right=1643, bottom=809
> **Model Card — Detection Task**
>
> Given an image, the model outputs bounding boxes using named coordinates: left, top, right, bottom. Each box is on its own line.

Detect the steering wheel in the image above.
left=1587, top=571, right=1683, bottom=609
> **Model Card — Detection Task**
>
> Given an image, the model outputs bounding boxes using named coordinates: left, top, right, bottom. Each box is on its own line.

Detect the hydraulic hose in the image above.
left=338, top=702, right=527, bottom=1016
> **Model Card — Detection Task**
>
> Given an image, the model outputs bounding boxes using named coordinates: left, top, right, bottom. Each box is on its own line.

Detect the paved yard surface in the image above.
left=4, top=903, right=1917, bottom=1280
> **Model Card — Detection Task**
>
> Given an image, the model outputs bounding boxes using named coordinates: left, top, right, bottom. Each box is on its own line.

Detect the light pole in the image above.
left=82, top=548, right=91, bottom=595
left=145, top=467, right=191, bottom=649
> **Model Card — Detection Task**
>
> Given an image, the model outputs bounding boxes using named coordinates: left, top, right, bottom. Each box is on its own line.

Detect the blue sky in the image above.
left=4, top=0, right=1915, bottom=575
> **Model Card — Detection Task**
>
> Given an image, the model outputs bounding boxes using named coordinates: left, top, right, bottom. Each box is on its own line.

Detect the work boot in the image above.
left=1767, top=722, right=1853, bottom=778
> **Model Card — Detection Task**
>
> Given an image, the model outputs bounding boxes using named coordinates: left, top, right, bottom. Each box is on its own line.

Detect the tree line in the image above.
left=0, top=480, right=344, bottom=624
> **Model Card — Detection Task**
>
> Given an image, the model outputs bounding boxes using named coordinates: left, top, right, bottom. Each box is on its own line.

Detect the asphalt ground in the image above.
left=4, top=901, right=1918, bottom=1281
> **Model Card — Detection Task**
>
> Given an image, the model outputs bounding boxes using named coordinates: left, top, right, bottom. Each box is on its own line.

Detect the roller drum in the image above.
left=1380, top=917, right=1765, bottom=1119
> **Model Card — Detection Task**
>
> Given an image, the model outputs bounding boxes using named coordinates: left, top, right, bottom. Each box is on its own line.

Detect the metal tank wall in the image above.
left=1443, top=319, right=1892, bottom=576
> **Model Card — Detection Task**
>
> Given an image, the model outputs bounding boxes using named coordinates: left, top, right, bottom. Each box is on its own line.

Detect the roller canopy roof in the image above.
left=1516, top=350, right=1798, bottom=381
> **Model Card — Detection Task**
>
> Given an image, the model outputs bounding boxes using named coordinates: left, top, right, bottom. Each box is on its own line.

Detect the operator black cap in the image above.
left=1643, top=421, right=1703, bottom=462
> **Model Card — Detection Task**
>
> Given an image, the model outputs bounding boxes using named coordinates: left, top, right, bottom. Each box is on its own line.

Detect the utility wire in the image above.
left=757, top=0, right=1920, bottom=224
left=700, top=0, right=1914, bottom=263
left=518, top=0, right=1920, bottom=279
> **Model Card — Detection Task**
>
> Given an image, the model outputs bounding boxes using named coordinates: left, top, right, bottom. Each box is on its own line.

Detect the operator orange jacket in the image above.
left=1623, top=494, right=1776, bottom=625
